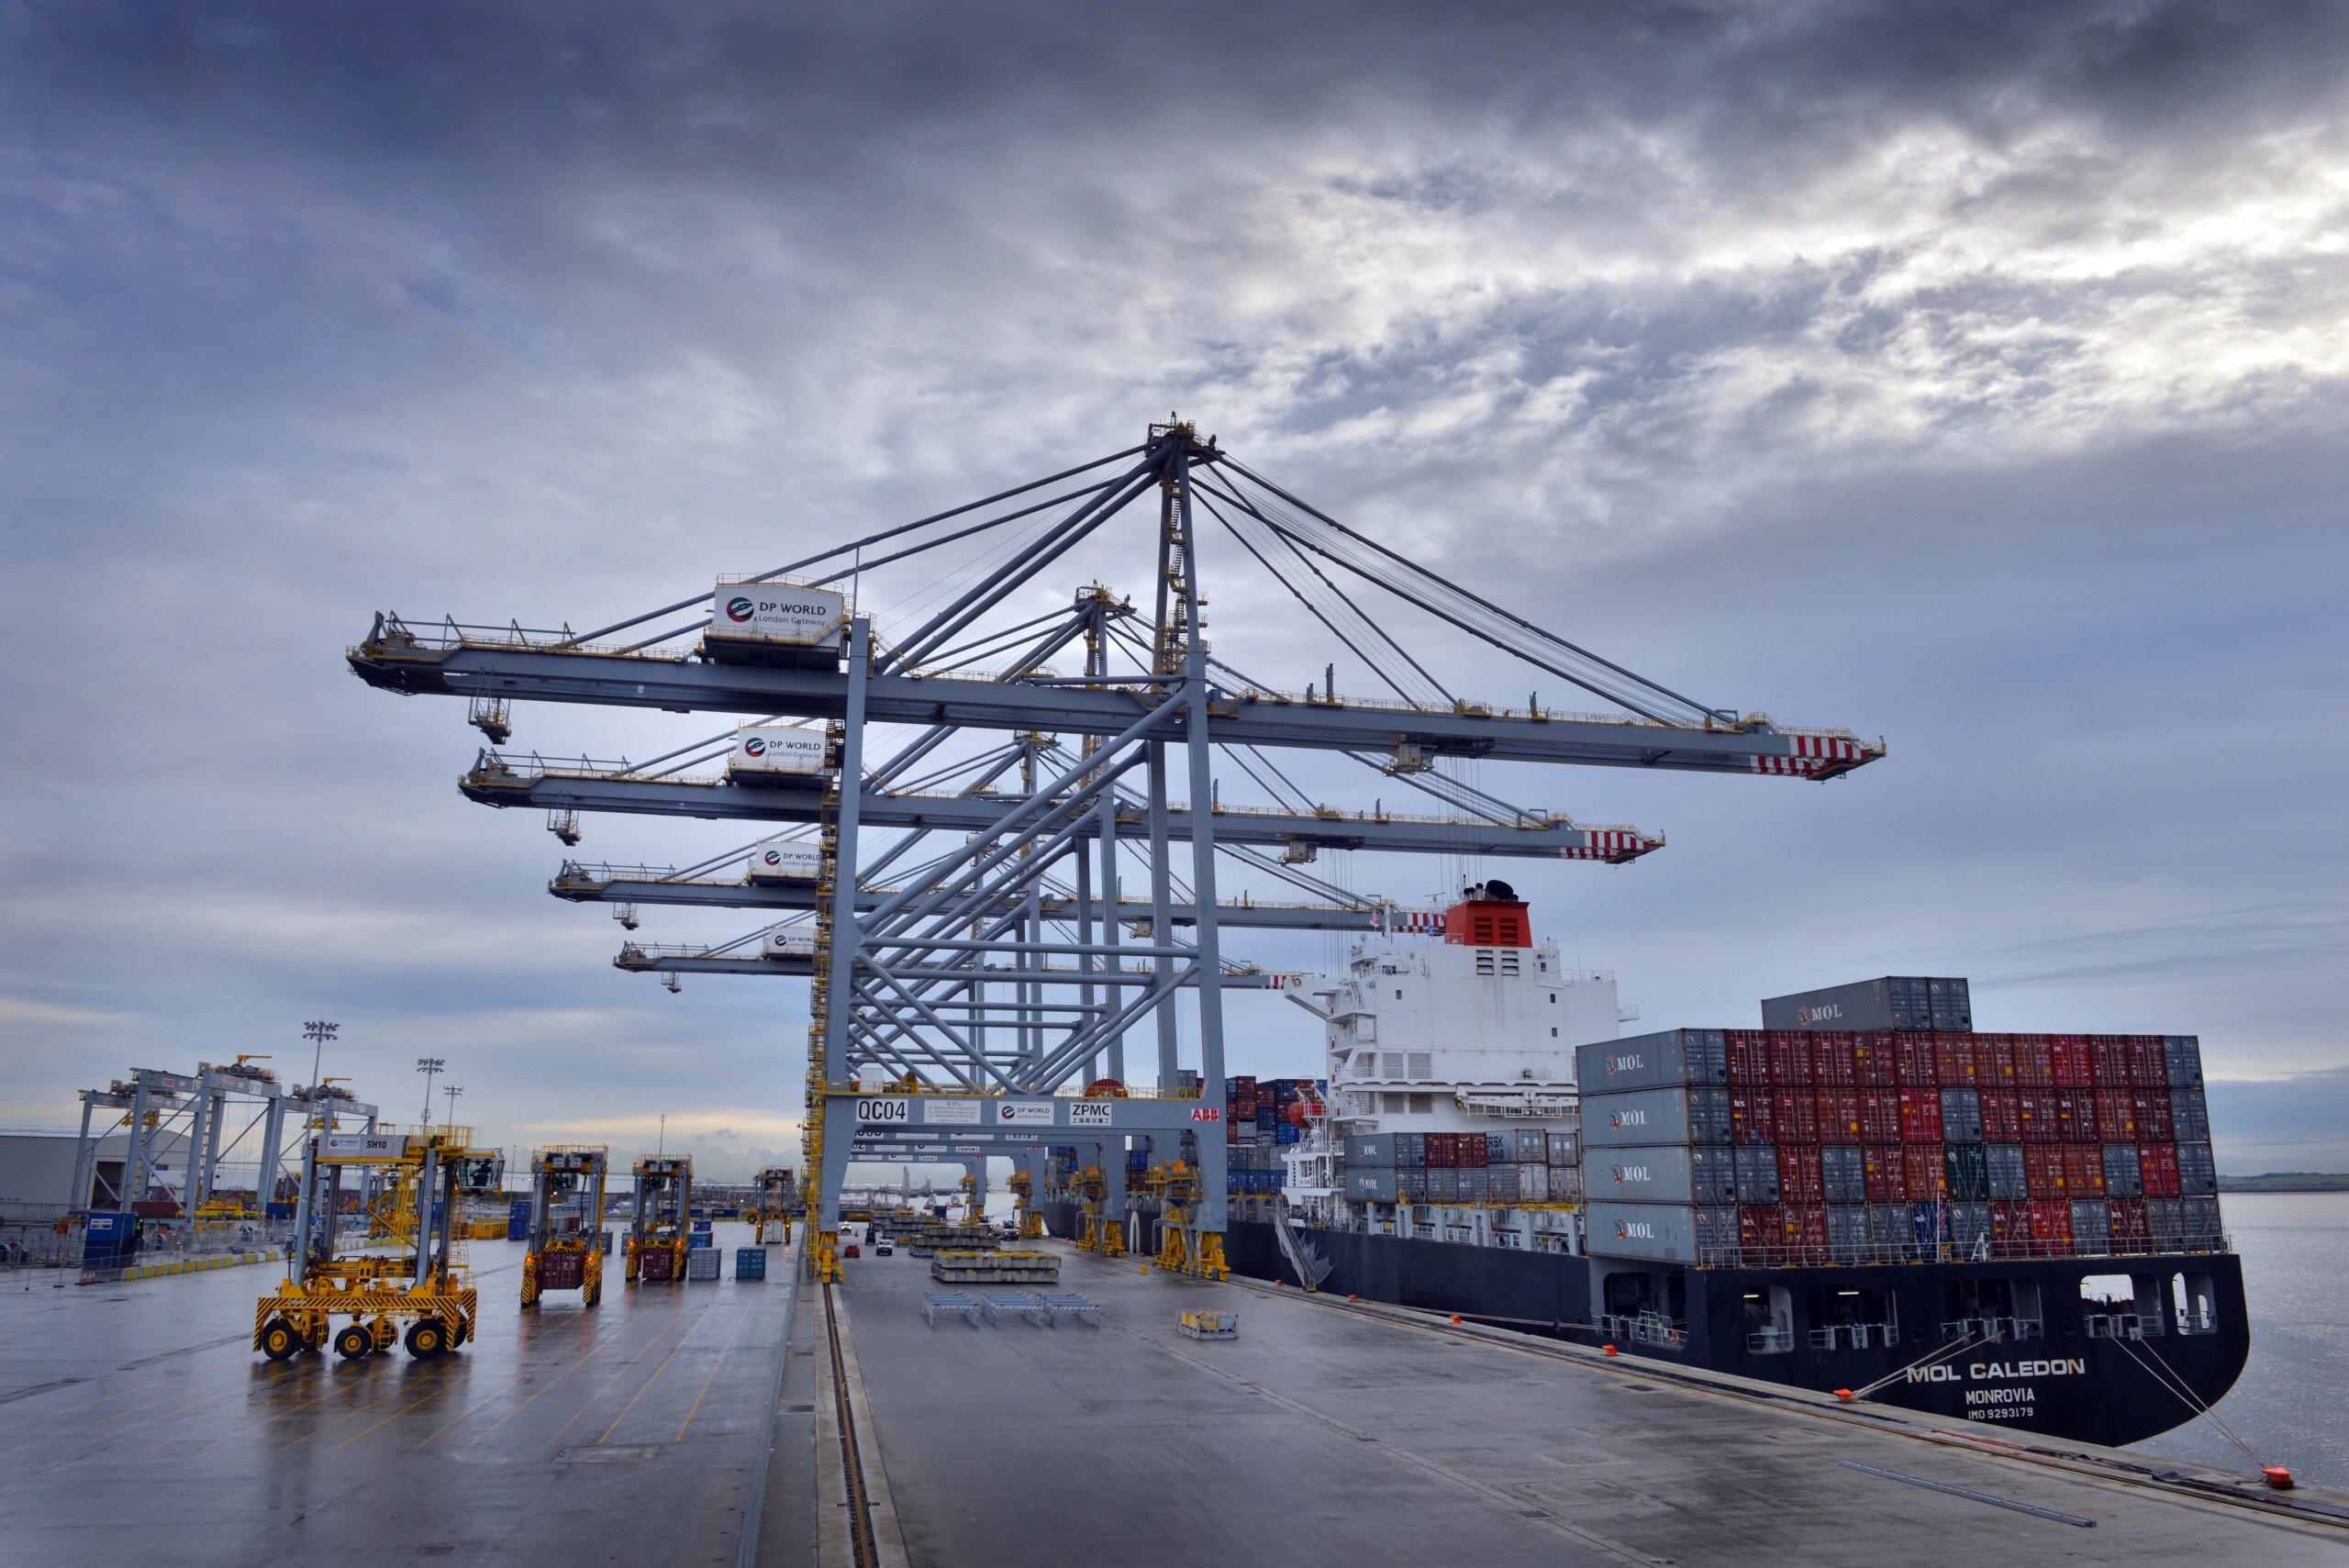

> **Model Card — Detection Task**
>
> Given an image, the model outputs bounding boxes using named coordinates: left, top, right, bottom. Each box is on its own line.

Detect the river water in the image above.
left=2126, top=1192, right=2349, bottom=1487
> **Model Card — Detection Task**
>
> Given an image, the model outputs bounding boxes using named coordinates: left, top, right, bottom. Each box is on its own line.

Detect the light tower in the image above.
left=417, top=1057, right=445, bottom=1126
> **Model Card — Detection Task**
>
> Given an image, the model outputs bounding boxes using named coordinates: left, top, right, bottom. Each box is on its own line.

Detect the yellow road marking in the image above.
left=674, top=1300, right=760, bottom=1442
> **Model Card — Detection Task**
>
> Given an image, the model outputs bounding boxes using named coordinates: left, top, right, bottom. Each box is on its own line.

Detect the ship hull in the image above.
left=1044, top=1200, right=2246, bottom=1450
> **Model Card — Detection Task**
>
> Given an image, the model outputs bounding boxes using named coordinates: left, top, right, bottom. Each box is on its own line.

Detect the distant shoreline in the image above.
left=2218, top=1174, right=2349, bottom=1194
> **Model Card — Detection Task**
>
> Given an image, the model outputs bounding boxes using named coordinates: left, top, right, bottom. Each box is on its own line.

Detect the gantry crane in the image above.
left=521, top=1146, right=607, bottom=1309
left=253, top=1126, right=501, bottom=1361
left=349, top=417, right=1882, bottom=1285
left=626, top=1155, right=693, bottom=1283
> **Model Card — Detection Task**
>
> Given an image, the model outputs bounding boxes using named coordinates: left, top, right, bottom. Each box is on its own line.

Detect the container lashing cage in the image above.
left=252, top=1128, right=502, bottom=1362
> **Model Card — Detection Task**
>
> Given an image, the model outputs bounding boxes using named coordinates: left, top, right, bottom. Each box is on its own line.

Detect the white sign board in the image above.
left=924, top=1099, right=981, bottom=1125
left=747, top=842, right=824, bottom=882
left=1067, top=1102, right=1116, bottom=1128
left=713, top=580, right=847, bottom=646
left=996, top=1101, right=1053, bottom=1126
left=322, top=1133, right=407, bottom=1159
left=731, top=727, right=829, bottom=777
left=856, top=1097, right=911, bottom=1126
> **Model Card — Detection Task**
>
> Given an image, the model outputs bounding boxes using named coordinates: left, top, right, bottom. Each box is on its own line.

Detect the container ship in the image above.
left=1046, top=883, right=2246, bottom=1449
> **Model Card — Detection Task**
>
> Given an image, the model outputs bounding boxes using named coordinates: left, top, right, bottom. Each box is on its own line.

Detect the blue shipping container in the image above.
left=735, top=1247, right=767, bottom=1281
left=687, top=1231, right=713, bottom=1250
left=82, top=1211, right=136, bottom=1269
left=691, top=1218, right=713, bottom=1232
left=1274, top=1122, right=1299, bottom=1144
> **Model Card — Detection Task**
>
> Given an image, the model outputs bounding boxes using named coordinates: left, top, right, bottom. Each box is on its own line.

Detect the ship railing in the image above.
left=1809, top=1322, right=1898, bottom=1352
left=2176, top=1306, right=2218, bottom=1335
left=1599, top=1311, right=1688, bottom=1351
left=1745, top=1326, right=1795, bottom=1354
left=1938, top=1315, right=2043, bottom=1344
left=2084, top=1312, right=2163, bottom=1340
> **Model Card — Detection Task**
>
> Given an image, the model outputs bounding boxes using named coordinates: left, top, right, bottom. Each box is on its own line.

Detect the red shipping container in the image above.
left=2050, top=1036, right=2094, bottom=1087
left=1934, top=1036, right=1980, bottom=1085
left=2094, top=1089, right=2137, bottom=1141
left=1788, top=1206, right=1829, bottom=1259
left=2011, top=1034, right=2055, bottom=1088
left=1820, top=1088, right=1863, bottom=1141
left=2132, top=1089, right=2175, bottom=1142
left=1809, top=1034, right=1842, bottom=1087
left=1894, top=1033, right=1939, bottom=1086
left=2128, top=1036, right=2170, bottom=1088
left=1773, top=1089, right=1819, bottom=1145
left=2110, top=1196, right=2150, bottom=1245
left=1897, top=1087, right=1943, bottom=1143
left=2088, top=1035, right=2127, bottom=1085
left=2141, top=1142, right=2181, bottom=1198
left=1728, top=1030, right=1770, bottom=1085
left=2063, top=1143, right=2106, bottom=1197
left=1462, top=1133, right=1486, bottom=1169
left=1983, top=1035, right=2018, bottom=1089
left=1779, top=1145, right=1824, bottom=1207
left=1769, top=1032, right=1815, bottom=1087
left=2055, top=1090, right=2098, bottom=1143
left=2024, top=1144, right=2068, bottom=1198
left=2016, top=1091, right=2054, bottom=1143
left=1864, top=1145, right=1908, bottom=1203
left=1980, top=1089, right=2021, bottom=1142
left=1854, top=1033, right=1898, bottom=1086
left=1737, top=1205, right=1781, bottom=1251
left=1427, top=1134, right=1453, bottom=1168
left=2032, top=1198, right=2073, bottom=1253
left=1904, top=1144, right=1947, bottom=1200
left=1731, top=1089, right=1776, bottom=1145
left=1990, top=1200, right=2032, bottom=1256
left=1861, top=1090, right=1901, bottom=1143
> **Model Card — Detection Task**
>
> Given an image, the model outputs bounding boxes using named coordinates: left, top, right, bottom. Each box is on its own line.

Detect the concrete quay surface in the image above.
left=0, top=1227, right=2343, bottom=1567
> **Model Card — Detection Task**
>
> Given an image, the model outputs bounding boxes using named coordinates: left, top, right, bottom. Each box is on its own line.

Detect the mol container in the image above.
left=705, top=578, right=847, bottom=668
left=748, top=842, right=824, bottom=883
left=1592, top=1145, right=1735, bottom=1207
left=1580, top=1029, right=1728, bottom=1092
left=1760, top=976, right=1971, bottom=1033
left=1586, top=1202, right=1735, bottom=1264
left=763, top=929, right=818, bottom=961
left=729, top=726, right=829, bottom=788
left=1580, top=1085, right=1731, bottom=1149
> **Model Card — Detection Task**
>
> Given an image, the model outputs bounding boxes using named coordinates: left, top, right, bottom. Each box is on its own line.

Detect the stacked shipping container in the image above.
left=1581, top=1028, right=2222, bottom=1267
left=1221, top=1075, right=1327, bottom=1194
left=1341, top=1126, right=1582, bottom=1206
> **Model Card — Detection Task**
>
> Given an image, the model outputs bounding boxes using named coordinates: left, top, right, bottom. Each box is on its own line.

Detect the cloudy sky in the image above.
left=4, top=1, right=2345, bottom=1181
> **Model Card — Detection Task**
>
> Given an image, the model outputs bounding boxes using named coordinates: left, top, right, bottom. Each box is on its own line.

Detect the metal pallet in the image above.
left=922, top=1290, right=981, bottom=1329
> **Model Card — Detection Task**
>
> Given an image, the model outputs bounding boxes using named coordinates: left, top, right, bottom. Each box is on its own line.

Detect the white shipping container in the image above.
left=1550, top=1165, right=1584, bottom=1200
left=1518, top=1162, right=1550, bottom=1203
left=729, top=726, right=829, bottom=782
left=747, top=842, right=825, bottom=882
left=710, top=579, right=847, bottom=646
left=763, top=929, right=818, bottom=960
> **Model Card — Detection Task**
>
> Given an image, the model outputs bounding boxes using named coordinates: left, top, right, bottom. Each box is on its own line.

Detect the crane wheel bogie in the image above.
left=260, top=1318, right=300, bottom=1361
left=405, top=1318, right=449, bottom=1360
left=334, top=1323, right=375, bottom=1360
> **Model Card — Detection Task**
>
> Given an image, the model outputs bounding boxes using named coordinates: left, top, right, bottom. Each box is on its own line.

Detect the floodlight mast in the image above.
left=349, top=417, right=1882, bottom=1284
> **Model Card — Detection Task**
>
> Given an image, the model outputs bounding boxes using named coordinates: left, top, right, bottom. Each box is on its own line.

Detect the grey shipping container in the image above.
left=2070, top=1199, right=2112, bottom=1254
left=1346, top=1133, right=1396, bottom=1167
left=1950, top=1201, right=1993, bottom=1253
left=1511, top=1128, right=1549, bottom=1163
left=1867, top=1203, right=1906, bottom=1251
left=2163, top=1036, right=2203, bottom=1088
left=1759, top=976, right=1970, bottom=1034
left=1459, top=1169, right=1489, bottom=1204
left=1348, top=1169, right=1399, bottom=1203
left=2147, top=1197, right=2184, bottom=1245
left=1820, top=1144, right=1868, bottom=1205
left=1733, top=1143, right=1781, bottom=1205
left=1586, top=1202, right=1708, bottom=1263
left=2182, top=1195, right=2222, bottom=1245
left=1575, top=1029, right=1730, bottom=1092
left=1825, top=1204, right=1869, bottom=1262
left=1517, top=1163, right=1551, bottom=1203
left=2176, top=1141, right=2218, bottom=1195
left=1430, top=1169, right=1460, bottom=1203
left=1548, top=1130, right=1581, bottom=1166
left=1940, top=1087, right=1984, bottom=1145
left=1395, top=1132, right=1427, bottom=1168
left=1582, top=1085, right=1693, bottom=1149
left=1551, top=1166, right=1586, bottom=1200
left=2170, top=1086, right=2210, bottom=1142
left=1594, top=1145, right=1697, bottom=1206
left=1399, top=1170, right=1430, bottom=1203
left=1986, top=1144, right=2028, bottom=1202
left=2103, top=1144, right=2144, bottom=1199
left=1484, top=1134, right=1509, bottom=1166
left=1488, top=1166, right=1519, bottom=1204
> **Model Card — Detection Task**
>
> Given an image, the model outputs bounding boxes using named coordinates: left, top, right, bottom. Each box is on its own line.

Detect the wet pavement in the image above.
left=0, top=1224, right=794, bottom=1566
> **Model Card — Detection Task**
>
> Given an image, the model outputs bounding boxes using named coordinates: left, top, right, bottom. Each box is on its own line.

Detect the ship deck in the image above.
left=2, top=1229, right=2344, bottom=1565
